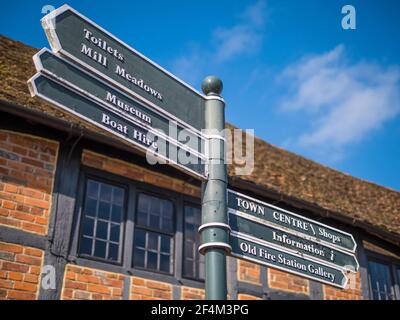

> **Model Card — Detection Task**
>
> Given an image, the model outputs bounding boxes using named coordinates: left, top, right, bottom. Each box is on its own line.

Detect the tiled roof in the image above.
left=1, top=35, right=399, bottom=241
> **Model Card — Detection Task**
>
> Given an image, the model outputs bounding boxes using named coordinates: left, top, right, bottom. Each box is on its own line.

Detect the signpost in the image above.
left=29, top=4, right=360, bottom=299
left=31, top=4, right=230, bottom=299
left=228, top=189, right=359, bottom=288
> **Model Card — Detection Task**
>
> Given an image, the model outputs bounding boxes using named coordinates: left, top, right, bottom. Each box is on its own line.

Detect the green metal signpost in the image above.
left=29, top=4, right=360, bottom=300
left=32, top=4, right=230, bottom=300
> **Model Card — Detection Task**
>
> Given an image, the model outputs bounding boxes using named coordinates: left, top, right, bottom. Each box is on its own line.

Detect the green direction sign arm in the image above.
left=28, top=73, right=205, bottom=179
left=32, top=48, right=205, bottom=160
left=229, top=212, right=359, bottom=272
left=42, top=5, right=206, bottom=131
left=230, top=233, right=348, bottom=289
left=228, top=190, right=357, bottom=252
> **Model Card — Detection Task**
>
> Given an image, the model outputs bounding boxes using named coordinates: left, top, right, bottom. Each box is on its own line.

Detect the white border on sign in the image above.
left=230, top=231, right=349, bottom=289
left=27, top=73, right=207, bottom=180
left=228, top=189, right=357, bottom=253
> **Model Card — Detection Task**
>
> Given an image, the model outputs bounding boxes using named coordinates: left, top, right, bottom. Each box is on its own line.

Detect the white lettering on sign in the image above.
left=237, top=198, right=265, bottom=215
left=272, top=231, right=326, bottom=258
left=81, top=43, right=108, bottom=67
left=101, top=113, right=128, bottom=135
left=83, top=28, right=124, bottom=61
left=318, top=227, right=342, bottom=244
left=272, top=211, right=314, bottom=233
left=115, top=65, right=163, bottom=101
left=105, top=92, right=152, bottom=125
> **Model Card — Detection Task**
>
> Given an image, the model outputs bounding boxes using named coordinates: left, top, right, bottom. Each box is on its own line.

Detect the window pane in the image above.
left=111, top=204, right=122, bottom=222
left=96, top=220, right=108, bottom=240
left=147, top=232, right=158, bottom=251
left=133, top=248, right=145, bottom=268
left=85, top=198, right=97, bottom=217
left=98, top=201, right=111, bottom=220
left=79, top=179, right=125, bottom=262
left=368, top=260, right=395, bottom=300
left=160, top=254, right=170, bottom=273
left=108, top=243, right=119, bottom=261
left=82, top=217, right=94, bottom=237
left=113, top=188, right=124, bottom=205
left=100, top=183, right=112, bottom=202
left=147, top=251, right=157, bottom=270
left=87, top=180, right=99, bottom=199
left=110, top=223, right=120, bottom=242
left=184, top=240, right=194, bottom=259
left=134, top=229, right=146, bottom=248
left=94, top=240, right=106, bottom=258
left=80, top=237, right=92, bottom=255
left=160, top=235, right=171, bottom=254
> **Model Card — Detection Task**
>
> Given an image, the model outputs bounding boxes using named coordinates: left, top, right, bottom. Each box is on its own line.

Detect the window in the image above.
left=133, top=193, right=174, bottom=274
left=368, top=260, right=396, bottom=300
left=183, top=205, right=204, bottom=280
left=78, top=179, right=125, bottom=262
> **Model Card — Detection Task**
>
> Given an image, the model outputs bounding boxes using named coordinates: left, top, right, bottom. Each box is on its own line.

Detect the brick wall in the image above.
left=181, top=286, right=205, bottom=300
left=323, top=272, right=362, bottom=300
left=130, top=277, right=172, bottom=300
left=237, top=259, right=261, bottom=285
left=0, top=241, right=44, bottom=300
left=0, top=130, right=58, bottom=235
left=61, top=265, right=124, bottom=300
left=268, top=269, right=309, bottom=295
left=82, top=150, right=200, bottom=198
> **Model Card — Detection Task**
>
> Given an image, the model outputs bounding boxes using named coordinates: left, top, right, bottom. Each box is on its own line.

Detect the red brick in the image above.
left=4, top=184, right=18, bottom=193
left=23, top=274, right=39, bottom=284
left=87, top=284, right=110, bottom=295
left=0, top=279, right=13, bottom=289
left=2, top=262, right=29, bottom=273
left=23, top=248, right=42, bottom=258
left=8, top=272, right=23, bottom=281
left=0, top=242, right=23, bottom=253
left=73, top=291, right=91, bottom=300
left=21, top=222, right=46, bottom=234
left=64, top=280, right=87, bottom=291
left=7, top=290, right=36, bottom=300
left=15, top=254, right=42, bottom=266
left=76, top=274, right=100, bottom=284
left=13, top=281, right=37, bottom=292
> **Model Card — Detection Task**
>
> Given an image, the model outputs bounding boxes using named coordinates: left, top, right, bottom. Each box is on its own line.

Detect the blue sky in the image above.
left=1, top=0, right=399, bottom=190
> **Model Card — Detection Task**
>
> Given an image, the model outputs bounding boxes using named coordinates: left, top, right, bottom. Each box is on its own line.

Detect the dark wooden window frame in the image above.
left=68, top=165, right=204, bottom=288
left=365, top=249, right=400, bottom=300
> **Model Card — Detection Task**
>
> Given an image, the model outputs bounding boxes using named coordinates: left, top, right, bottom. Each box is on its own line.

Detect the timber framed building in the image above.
left=0, top=36, right=400, bottom=300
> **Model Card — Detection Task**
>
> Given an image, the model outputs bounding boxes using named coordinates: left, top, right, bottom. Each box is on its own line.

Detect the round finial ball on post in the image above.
left=201, top=76, right=223, bottom=96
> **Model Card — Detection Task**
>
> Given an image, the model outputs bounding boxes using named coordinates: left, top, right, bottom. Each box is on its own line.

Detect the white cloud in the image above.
left=279, top=45, right=400, bottom=156
left=170, top=1, right=267, bottom=85
left=213, top=0, right=266, bottom=62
